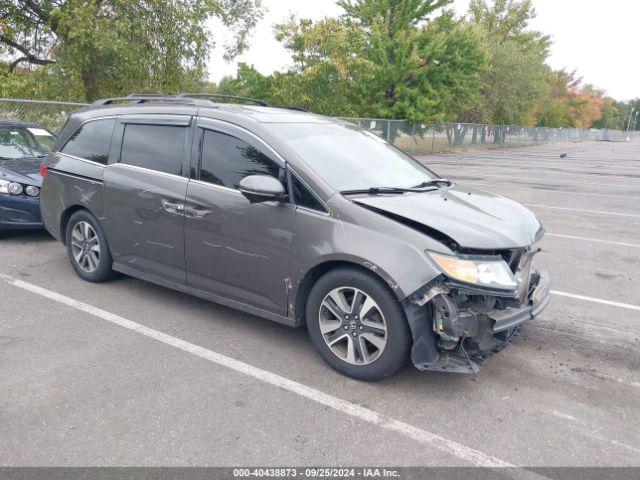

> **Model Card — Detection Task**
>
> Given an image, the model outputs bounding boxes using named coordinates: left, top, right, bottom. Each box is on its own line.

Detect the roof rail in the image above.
left=178, top=93, right=269, bottom=106
left=272, top=105, right=310, bottom=112
left=91, top=93, right=310, bottom=112
left=92, top=94, right=201, bottom=106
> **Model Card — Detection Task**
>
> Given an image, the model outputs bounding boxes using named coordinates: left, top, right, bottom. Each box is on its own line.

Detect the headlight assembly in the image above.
left=8, top=182, right=23, bottom=195
left=0, top=180, right=25, bottom=195
left=428, top=252, right=518, bottom=290
left=0, top=179, right=11, bottom=194
left=25, top=185, right=40, bottom=197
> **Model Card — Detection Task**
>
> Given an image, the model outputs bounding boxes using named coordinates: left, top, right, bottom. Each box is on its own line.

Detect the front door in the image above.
left=103, top=114, right=193, bottom=284
left=184, top=119, right=295, bottom=315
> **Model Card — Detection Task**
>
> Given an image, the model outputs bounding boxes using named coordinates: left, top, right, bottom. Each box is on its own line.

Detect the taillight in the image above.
left=40, top=164, right=47, bottom=177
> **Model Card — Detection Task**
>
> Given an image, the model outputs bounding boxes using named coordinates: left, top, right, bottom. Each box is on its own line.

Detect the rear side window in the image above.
left=61, top=118, right=115, bottom=164
left=120, top=124, right=186, bottom=175
left=200, top=130, right=281, bottom=189
left=291, top=175, right=326, bottom=212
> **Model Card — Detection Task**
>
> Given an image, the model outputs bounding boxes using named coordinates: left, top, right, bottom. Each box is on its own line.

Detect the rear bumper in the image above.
left=0, top=195, right=43, bottom=230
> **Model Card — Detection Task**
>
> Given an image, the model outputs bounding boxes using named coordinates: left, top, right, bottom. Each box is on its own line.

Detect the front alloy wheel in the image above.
left=306, top=267, right=410, bottom=381
left=319, top=287, right=388, bottom=365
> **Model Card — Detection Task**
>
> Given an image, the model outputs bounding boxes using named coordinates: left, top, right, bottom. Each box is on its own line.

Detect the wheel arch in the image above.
left=59, top=205, right=98, bottom=245
left=291, top=257, right=405, bottom=327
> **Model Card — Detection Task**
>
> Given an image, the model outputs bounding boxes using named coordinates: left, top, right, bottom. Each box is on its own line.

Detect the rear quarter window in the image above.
left=60, top=118, right=116, bottom=164
left=119, top=124, right=186, bottom=176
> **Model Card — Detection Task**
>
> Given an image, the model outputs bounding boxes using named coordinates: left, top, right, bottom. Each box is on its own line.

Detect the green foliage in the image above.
left=536, top=70, right=610, bottom=129
left=0, top=0, right=263, bottom=101
left=468, top=0, right=551, bottom=125
left=479, top=39, right=550, bottom=125
left=226, top=0, right=488, bottom=122
left=0, top=0, right=626, bottom=129
left=592, top=98, right=640, bottom=131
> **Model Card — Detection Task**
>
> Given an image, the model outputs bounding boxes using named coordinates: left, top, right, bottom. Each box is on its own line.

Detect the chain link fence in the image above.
left=343, top=118, right=633, bottom=155
left=0, top=98, right=89, bottom=133
left=0, top=98, right=633, bottom=153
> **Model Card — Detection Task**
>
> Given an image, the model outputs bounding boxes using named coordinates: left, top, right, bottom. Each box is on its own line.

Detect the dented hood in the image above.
left=353, top=186, right=542, bottom=250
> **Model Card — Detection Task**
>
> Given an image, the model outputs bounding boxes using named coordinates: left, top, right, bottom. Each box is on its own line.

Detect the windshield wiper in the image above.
left=412, top=178, right=455, bottom=189
left=341, top=186, right=438, bottom=195
left=341, top=187, right=409, bottom=195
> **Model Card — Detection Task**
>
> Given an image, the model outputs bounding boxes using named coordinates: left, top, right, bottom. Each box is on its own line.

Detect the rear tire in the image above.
left=306, top=267, right=411, bottom=381
left=65, top=210, right=115, bottom=282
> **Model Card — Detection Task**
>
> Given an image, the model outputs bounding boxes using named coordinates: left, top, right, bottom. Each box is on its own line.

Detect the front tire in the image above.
left=306, top=267, right=411, bottom=381
left=65, top=210, right=114, bottom=282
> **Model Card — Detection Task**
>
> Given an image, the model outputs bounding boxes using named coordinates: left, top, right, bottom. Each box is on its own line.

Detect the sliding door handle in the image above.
left=162, top=199, right=185, bottom=214
left=184, top=205, right=212, bottom=218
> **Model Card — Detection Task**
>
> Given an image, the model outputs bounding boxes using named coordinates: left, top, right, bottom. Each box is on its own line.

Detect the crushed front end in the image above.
left=405, top=244, right=550, bottom=374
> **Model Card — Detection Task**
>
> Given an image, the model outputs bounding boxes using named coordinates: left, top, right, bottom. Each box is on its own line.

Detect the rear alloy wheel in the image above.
left=70, top=221, right=101, bottom=273
left=306, top=267, right=410, bottom=381
left=65, top=210, right=115, bottom=282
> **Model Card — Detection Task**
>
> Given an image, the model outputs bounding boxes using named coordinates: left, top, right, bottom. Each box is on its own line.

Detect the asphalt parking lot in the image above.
left=1, top=139, right=639, bottom=469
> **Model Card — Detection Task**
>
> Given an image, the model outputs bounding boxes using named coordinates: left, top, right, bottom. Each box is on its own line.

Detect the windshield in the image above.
left=0, top=126, right=57, bottom=160
left=264, top=122, right=437, bottom=191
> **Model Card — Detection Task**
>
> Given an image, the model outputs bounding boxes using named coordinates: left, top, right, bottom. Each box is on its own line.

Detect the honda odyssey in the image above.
left=40, top=94, right=550, bottom=380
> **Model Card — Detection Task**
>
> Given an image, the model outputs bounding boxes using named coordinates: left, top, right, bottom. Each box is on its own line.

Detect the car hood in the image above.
left=353, top=186, right=542, bottom=250
left=0, top=157, right=42, bottom=185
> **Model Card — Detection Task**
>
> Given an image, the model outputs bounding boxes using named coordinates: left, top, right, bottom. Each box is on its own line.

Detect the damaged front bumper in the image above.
left=405, top=269, right=550, bottom=374
left=488, top=272, right=550, bottom=333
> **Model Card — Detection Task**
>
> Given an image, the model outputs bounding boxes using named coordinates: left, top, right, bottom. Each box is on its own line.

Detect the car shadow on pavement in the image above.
left=106, top=273, right=481, bottom=394
left=0, top=229, right=54, bottom=243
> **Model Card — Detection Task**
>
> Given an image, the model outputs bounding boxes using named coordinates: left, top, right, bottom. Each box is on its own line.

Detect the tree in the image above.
left=593, top=99, right=640, bottom=131
left=339, top=0, right=487, bottom=122
left=537, top=70, right=610, bottom=129
left=468, top=0, right=551, bottom=125
left=0, top=0, right=263, bottom=101
left=270, top=16, right=376, bottom=116
left=468, top=0, right=549, bottom=51
left=233, top=1, right=488, bottom=123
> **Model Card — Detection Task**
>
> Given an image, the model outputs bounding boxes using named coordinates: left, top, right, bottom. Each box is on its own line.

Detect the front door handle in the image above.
left=162, top=199, right=185, bottom=214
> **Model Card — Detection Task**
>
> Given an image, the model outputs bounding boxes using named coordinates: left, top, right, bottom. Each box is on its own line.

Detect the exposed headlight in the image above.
left=8, top=182, right=23, bottom=195
left=25, top=185, right=40, bottom=197
left=0, top=180, right=28, bottom=195
left=428, top=252, right=518, bottom=290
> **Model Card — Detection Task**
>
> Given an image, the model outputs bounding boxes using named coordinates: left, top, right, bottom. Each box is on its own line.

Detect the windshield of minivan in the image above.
left=264, top=122, right=437, bottom=192
left=0, top=126, right=56, bottom=160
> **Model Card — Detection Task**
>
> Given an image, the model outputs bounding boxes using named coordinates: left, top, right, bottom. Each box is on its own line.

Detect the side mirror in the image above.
left=238, top=175, right=286, bottom=204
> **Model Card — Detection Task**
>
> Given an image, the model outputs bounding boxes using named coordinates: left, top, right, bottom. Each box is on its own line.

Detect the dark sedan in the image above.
left=0, top=120, right=57, bottom=233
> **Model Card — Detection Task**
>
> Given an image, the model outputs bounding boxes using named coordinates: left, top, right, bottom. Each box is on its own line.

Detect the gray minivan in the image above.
left=40, top=94, right=550, bottom=380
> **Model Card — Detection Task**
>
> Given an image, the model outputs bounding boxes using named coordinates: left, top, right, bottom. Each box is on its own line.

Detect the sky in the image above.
left=208, top=0, right=639, bottom=101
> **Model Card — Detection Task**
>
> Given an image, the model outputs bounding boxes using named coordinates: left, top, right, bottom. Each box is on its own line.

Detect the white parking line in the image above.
left=551, top=290, right=640, bottom=312
left=429, top=164, right=640, bottom=181
left=524, top=204, right=640, bottom=218
left=0, top=273, right=547, bottom=478
left=545, top=233, right=640, bottom=249
left=452, top=173, right=639, bottom=190
left=471, top=182, right=638, bottom=200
